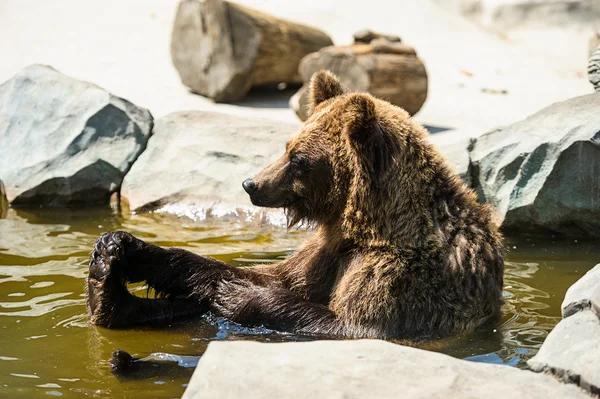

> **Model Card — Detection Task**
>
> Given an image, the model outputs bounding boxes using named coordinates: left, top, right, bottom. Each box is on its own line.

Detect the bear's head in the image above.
left=243, top=70, right=439, bottom=242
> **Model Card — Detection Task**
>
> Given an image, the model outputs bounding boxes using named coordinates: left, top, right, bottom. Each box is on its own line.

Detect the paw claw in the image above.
left=96, top=231, right=131, bottom=259
left=89, top=257, right=108, bottom=281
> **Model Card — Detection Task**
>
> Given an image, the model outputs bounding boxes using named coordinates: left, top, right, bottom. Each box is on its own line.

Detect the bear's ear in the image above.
left=343, top=94, right=393, bottom=176
left=308, top=70, right=346, bottom=114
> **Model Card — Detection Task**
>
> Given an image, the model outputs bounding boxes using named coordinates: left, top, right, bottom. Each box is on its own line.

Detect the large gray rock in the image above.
left=184, top=340, right=588, bottom=399
left=469, top=93, right=600, bottom=237
left=562, top=263, right=600, bottom=318
left=0, top=65, right=153, bottom=208
left=528, top=309, right=600, bottom=395
left=120, top=111, right=297, bottom=223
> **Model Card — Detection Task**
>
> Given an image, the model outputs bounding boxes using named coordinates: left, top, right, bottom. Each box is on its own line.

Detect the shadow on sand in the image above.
left=232, top=84, right=301, bottom=109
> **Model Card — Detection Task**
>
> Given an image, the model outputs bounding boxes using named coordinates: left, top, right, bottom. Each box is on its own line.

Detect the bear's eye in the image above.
left=290, top=153, right=309, bottom=172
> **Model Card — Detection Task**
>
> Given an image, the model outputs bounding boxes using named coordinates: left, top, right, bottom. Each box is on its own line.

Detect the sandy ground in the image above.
left=0, top=0, right=594, bottom=142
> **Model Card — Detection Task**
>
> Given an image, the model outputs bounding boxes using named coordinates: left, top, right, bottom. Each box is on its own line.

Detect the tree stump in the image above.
left=290, top=33, right=428, bottom=121
left=171, top=0, right=333, bottom=103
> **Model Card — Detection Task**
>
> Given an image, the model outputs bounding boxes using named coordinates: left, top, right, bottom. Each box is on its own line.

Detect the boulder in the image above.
left=562, top=263, right=600, bottom=318
left=120, top=111, right=297, bottom=224
left=120, top=110, right=473, bottom=224
left=469, top=93, right=600, bottom=237
left=528, top=309, right=600, bottom=395
left=183, top=340, right=588, bottom=399
left=0, top=65, right=153, bottom=208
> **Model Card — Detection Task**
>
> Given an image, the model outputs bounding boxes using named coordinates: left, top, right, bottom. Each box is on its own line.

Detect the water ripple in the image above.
left=0, top=292, right=84, bottom=317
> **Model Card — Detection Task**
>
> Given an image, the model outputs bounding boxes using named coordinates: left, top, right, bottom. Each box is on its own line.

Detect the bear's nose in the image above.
left=242, top=178, right=258, bottom=195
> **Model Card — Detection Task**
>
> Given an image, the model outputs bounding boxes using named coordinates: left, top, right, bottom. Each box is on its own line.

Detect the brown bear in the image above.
left=86, top=71, right=504, bottom=341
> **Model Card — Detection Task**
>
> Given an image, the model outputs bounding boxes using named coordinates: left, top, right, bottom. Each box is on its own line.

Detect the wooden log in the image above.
left=171, top=0, right=333, bottom=103
left=353, top=29, right=401, bottom=44
left=290, top=36, right=428, bottom=121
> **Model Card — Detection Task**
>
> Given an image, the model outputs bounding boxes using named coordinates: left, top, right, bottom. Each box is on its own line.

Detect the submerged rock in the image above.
left=469, top=93, right=600, bottom=237
left=183, top=340, right=588, bottom=399
left=0, top=65, right=153, bottom=208
left=120, top=111, right=296, bottom=224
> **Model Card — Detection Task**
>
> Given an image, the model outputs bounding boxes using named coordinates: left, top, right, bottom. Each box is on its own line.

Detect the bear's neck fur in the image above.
left=315, top=101, right=495, bottom=254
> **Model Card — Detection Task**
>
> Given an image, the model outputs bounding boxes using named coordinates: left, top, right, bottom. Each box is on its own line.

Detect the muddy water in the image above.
left=0, top=208, right=597, bottom=398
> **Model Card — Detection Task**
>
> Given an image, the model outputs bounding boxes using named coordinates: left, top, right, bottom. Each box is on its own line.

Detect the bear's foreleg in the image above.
left=212, top=280, right=386, bottom=339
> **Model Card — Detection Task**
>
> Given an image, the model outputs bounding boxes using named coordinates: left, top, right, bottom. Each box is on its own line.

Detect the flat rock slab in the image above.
left=528, top=309, right=600, bottom=395
left=120, top=111, right=297, bottom=224
left=469, top=93, right=600, bottom=237
left=562, top=263, right=600, bottom=318
left=184, top=340, right=588, bottom=399
left=0, top=64, right=153, bottom=207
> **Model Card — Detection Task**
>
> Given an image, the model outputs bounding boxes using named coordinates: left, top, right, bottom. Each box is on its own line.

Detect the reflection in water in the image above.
left=500, top=262, right=558, bottom=360
left=0, top=208, right=597, bottom=397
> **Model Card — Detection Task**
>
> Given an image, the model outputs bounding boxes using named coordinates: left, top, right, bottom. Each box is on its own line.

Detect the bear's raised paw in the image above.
left=86, top=231, right=134, bottom=327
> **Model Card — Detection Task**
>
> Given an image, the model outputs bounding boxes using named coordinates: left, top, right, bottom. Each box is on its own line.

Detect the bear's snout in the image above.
left=242, top=178, right=258, bottom=195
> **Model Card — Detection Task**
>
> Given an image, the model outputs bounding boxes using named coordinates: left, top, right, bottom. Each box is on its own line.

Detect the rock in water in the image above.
left=469, top=93, right=600, bottom=237
left=120, top=111, right=296, bottom=224
left=528, top=264, right=600, bottom=395
left=562, top=263, right=600, bottom=318
left=0, top=65, right=153, bottom=208
left=589, top=44, right=600, bottom=92
left=183, top=340, right=589, bottom=399
left=528, top=309, right=600, bottom=395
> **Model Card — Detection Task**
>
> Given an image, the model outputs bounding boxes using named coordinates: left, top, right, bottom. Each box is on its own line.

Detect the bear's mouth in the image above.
left=248, top=193, right=299, bottom=209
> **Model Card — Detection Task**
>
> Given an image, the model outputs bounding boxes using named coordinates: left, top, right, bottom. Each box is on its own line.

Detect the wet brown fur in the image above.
left=86, top=71, right=504, bottom=341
